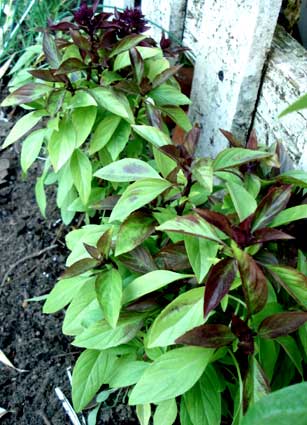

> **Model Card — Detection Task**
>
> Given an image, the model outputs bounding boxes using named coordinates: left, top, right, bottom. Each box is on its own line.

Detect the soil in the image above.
left=0, top=110, right=136, bottom=424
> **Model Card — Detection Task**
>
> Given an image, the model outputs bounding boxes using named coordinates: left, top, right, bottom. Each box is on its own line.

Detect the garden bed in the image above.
left=0, top=132, right=136, bottom=425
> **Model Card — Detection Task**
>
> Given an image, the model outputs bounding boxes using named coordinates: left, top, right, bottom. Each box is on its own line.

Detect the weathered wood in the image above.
left=188, top=0, right=283, bottom=158
left=103, top=0, right=134, bottom=10
left=141, top=1, right=187, bottom=44
left=253, top=26, right=307, bottom=168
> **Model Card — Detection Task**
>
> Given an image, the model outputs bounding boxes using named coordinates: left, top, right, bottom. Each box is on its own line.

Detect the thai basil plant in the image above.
left=42, top=122, right=307, bottom=425
left=1, top=2, right=307, bottom=424
left=1, top=1, right=191, bottom=225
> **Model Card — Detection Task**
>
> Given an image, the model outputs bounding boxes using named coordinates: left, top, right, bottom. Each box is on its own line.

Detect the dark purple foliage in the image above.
left=112, top=7, right=150, bottom=38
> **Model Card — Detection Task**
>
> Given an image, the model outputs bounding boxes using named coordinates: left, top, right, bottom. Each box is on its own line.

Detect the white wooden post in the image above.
left=103, top=1, right=134, bottom=10
left=188, top=0, right=283, bottom=157
left=141, top=1, right=187, bottom=44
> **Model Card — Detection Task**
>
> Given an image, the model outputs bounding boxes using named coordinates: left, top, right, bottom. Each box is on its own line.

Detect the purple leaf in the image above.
left=220, top=129, right=242, bottom=147
left=252, top=228, right=294, bottom=245
left=258, top=312, right=307, bottom=339
left=156, top=242, right=190, bottom=271
left=236, top=250, right=268, bottom=314
left=231, top=315, right=254, bottom=355
left=194, top=208, right=234, bottom=239
left=152, top=65, right=182, bottom=89
left=61, top=258, right=99, bottom=279
left=176, top=324, right=236, bottom=348
left=251, top=185, right=292, bottom=231
left=118, top=246, right=157, bottom=274
left=204, top=258, right=237, bottom=318
left=54, top=58, right=88, bottom=75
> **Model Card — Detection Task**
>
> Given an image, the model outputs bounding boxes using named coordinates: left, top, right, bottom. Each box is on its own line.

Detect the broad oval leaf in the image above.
left=115, top=212, right=155, bottom=256
left=278, top=170, right=307, bottom=188
left=1, top=83, right=52, bottom=107
left=89, top=87, right=134, bottom=123
left=43, top=275, right=93, bottom=314
left=114, top=47, right=163, bottom=71
left=147, top=287, right=205, bottom=348
left=266, top=265, right=307, bottom=309
left=95, top=269, right=122, bottom=329
left=48, top=116, right=77, bottom=172
left=213, top=148, right=272, bottom=171
left=136, top=404, right=151, bottom=425
left=89, top=113, right=121, bottom=154
left=61, top=258, right=98, bottom=279
left=95, top=158, right=161, bottom=182
left=227, top=181, right=257, bottom=222
left=110, top=178, right=171, bottom=223
left=21, top=128, right=46, bottom=173
left=70, top=149, right=92, bottom=205
left=241, top=382, right=307, bottom=425
left=129, top=346, right=213, bottom=405
left=154, top=399, right=177, bottom=425
left=149, top=84, right=191, bottom=106
left=2, top=110, right=46, bottom=149
left=109, top=359, right=149, bottom=388
left=122, top=271, right=191, bottom=304
left=72, top=314, right=145, bottom=349
left=43, top=32, right=61, bottom=68
left=183, top=367, right=221, bottom=425
left=157, top=215, right=222, bottom=244
left=132, top=125, right=171, bottom=147
left=72, top=349, right=117, bottom=412
left=184, top=236, right=219, bottom=283
left=176, top=324, right=236, bottom=348
left=258, top=312, right=307, bottom=339
left=72, top=106, right=97, bottom=147
left=269, top=205, right=307, bottom=228
left=204, top=258, right=237, bottom=318
left=110, top=34, right=147, bottom=57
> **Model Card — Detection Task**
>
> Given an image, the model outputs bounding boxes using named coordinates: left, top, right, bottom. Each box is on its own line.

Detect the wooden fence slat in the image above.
left=141, top=1, right=187, bottom=44
left=254, top=26, right=307, bottom=169
left=187, top=0, right=283, bottom=157
left=103, top=1, right=134, bottom=10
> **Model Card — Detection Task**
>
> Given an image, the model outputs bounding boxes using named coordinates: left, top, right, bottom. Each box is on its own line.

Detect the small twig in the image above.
left=1, top=244, right=57, bottom=286
left=36, top=411, right=52, bottom=425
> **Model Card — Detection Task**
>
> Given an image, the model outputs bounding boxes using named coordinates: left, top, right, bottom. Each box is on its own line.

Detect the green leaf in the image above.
left=244, top=357, right=270, bottom=410
left=213, top=148, right=272, bottom=171
left=153, top=147, right=177, bottom=178
left=278, top=170, right=307, bottom=188
left=149, top=84, right=191, bottom=106
left=56, top=162, right=74, bottom=208
left=95, top=269, right=122, bottom=329
left=242, top=382, right=307, bottom=425
left=184, top=236, right=218, bottom=283
left=89, top=114, right=122, bottom=154
left=132, top=125, right=171, bottom=147
left=106, top=120, right=131, bottom=160
left=72, top=314, right=145, bottom=349
left=2, top=110, right=45, bottom=149
left=110, top=34, right=147, bottom=57
left=129, top=346, right=213, bottom=405
left=183, top=366, right=221, bottom=425
left=266, top=265, right=307, bottom=309
left=109, top=359, right=149, bottom=388
left=35, top=176, right=47, bottom=218
left=192, top=159, right=214, bottom=194
left=136, top=404, right=151, bottom=425
left=48, top=116, right=76, bottom=172
left=72, top=106, right=97, bottom=147
left=114, top=47, right=162, bottom=71
left=72, top=349, right=117, bottom=412
left=21, top=129, right=46, bottom=173
left=110, top=178, right=171, bottom=223
left=95, top=159, right=161, bottom=182
left=43, top=32, right=61, bottom=68
left=269, top=205, right=307, bottom=227
left=276, top=335, right=303, bottom=376
left=160, top=106, right=192, bottom=132
left=154, top=399, right=177, bottom=425
left=89, top=87, right=134, bottom=123
left=227, top=181, right=257, bottom=222
left=70, top=149, right=92, bottom=205
left=1, top=83, right=52, bottom=107
left=122, top=271, right=191, bottom=304
left=43, top=275, right=93, bottom=314
left=157, top=215, right=222, bottom=244
left=63, top=279, right=103, bottom=336
left=115, top=212, right=155, bottom=256
left=147, top=287, right=205, bottom=348
left=279, top=94, right=307, bottom=117
left=180, top=398, right=194, bottom=425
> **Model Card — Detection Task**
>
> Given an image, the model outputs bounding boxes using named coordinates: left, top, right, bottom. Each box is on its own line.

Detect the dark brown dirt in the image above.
left=0, top=113, right=136, bottom=424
